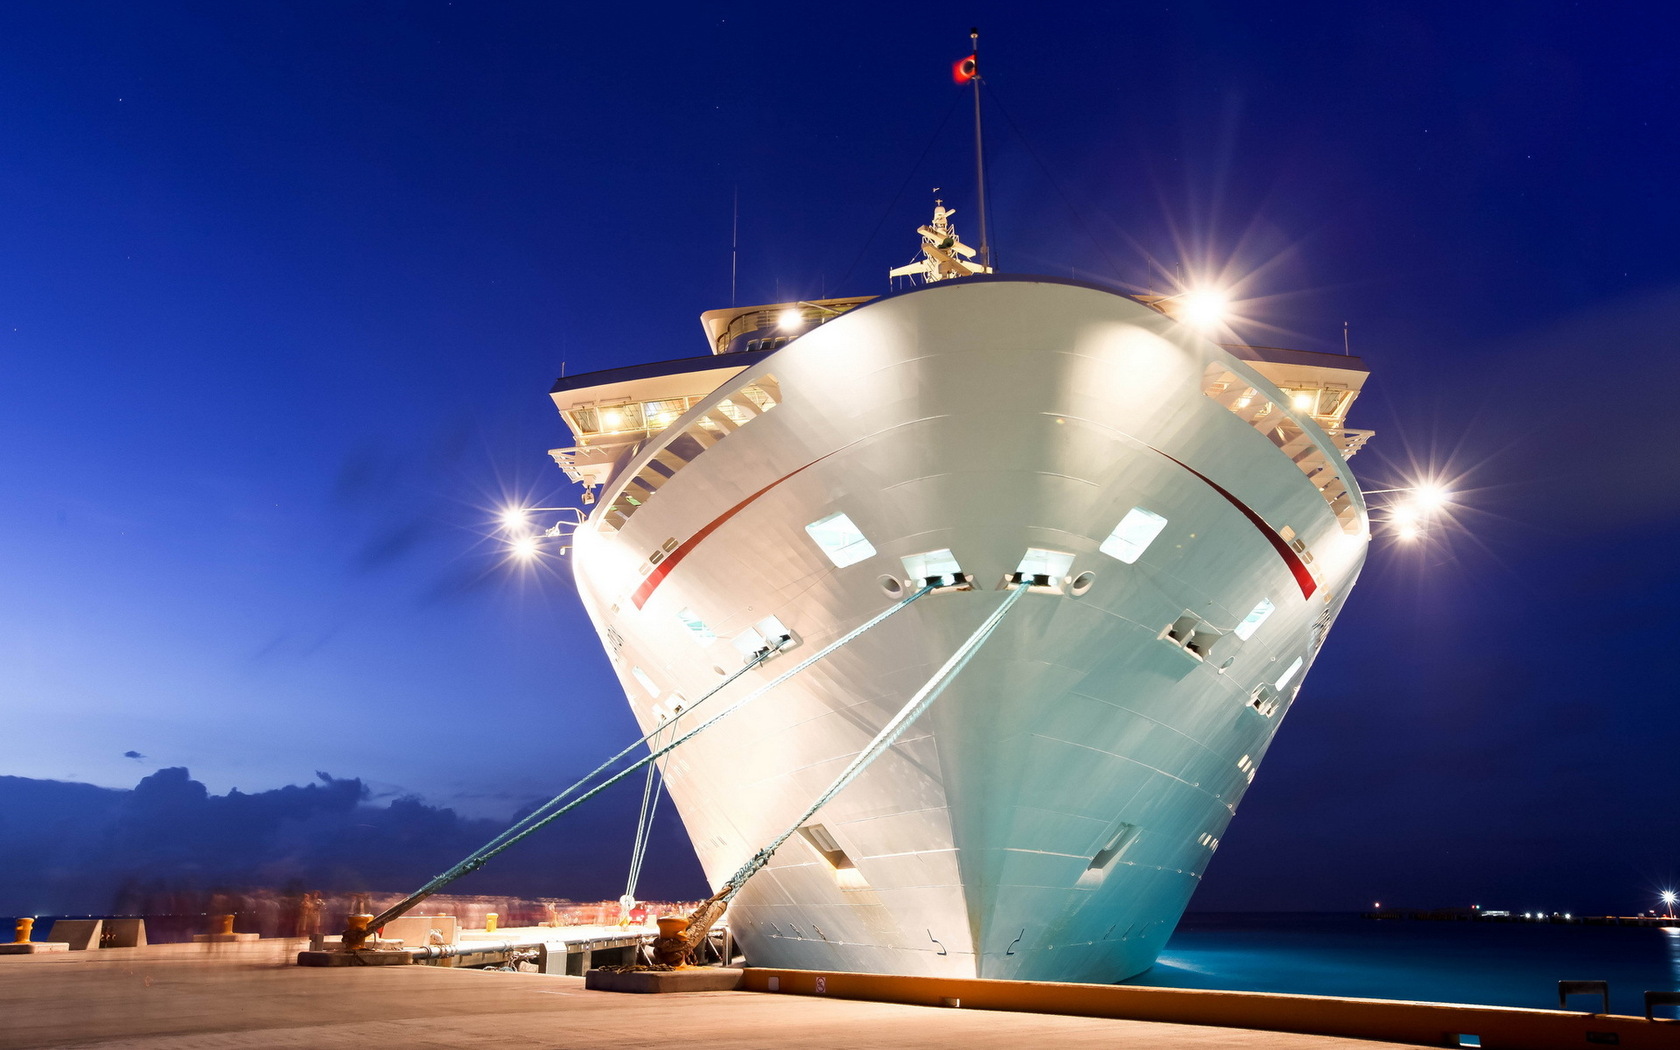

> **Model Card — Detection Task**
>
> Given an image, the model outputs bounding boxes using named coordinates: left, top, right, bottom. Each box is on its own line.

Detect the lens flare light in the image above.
left=1367, top=476, right=1459, bottom=545
left=1413, top=483, right=1451, bottom=511
left=1176, top=288, right=1229, bottom=330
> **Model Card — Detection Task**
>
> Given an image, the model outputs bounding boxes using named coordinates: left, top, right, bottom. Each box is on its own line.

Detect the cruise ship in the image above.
left=539, top=203, right=1373, bottom=982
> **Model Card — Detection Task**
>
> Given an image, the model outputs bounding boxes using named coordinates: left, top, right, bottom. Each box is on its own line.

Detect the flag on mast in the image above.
left=952, top=53, right=977, bottom=84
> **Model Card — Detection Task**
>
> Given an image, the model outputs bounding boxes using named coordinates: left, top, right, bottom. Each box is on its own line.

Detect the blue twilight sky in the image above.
left=2, top=3, right=1677, bottom=912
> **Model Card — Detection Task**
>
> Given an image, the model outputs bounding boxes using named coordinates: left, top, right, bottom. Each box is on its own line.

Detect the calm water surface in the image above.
left=1124, top=913, right=1680, bottom=1017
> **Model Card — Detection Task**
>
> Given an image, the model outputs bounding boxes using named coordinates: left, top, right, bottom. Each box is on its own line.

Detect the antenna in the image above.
left=731, top=187, right=739, bottom=308
left=1343, top=321, right=1351, bottom=355
left=969, top=27, right=993, bottom=273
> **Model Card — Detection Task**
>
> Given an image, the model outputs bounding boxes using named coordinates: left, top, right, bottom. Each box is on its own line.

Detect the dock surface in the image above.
left=0, top=939, right=1421, bottom=1050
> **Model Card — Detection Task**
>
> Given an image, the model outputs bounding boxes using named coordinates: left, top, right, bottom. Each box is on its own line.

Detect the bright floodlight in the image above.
left=1291, top=392, right=1316, bottom=412
left=778, top=308, right=805, bottom=331
left=1413, top=482, right=1451, bottom=510
left=511, top=535, right=540, bottom=560
left=1391, top=502, right=1420, bottom=525
left=1177, top=289, right=1228, bottom=330
left=1397, top=524, right=1422, bottom=542
left=500, top=506, right=530, bottom=530
left=1663, top=890, right=1677, bottom=906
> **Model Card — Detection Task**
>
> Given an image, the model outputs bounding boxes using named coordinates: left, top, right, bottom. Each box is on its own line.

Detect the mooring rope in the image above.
left=623, top=725, right=665, bottom=901
left=351, top=582, right=936, bottom=941
left=717, top=580, right=1030, bottom=904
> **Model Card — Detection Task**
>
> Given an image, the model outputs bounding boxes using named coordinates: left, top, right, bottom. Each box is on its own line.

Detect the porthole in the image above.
left=1069, top=571, right=1095, bottom=597
left=879, top=575, right=904, bottom=597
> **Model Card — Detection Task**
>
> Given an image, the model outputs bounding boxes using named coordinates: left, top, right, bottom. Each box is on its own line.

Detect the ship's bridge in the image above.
left=548, top=296, right=871, bottom=499
left=1208, top=344, right=1374, bottom=460
left=699, top=295, right=873, bottom=356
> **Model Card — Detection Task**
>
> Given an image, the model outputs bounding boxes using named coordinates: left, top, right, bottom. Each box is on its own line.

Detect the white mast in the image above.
left=886, top=31, right=1000, bottom=286
left=969, top=26, right=992, bottom=272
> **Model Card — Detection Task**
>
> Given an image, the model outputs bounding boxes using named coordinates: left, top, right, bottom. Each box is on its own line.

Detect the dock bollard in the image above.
left=652, top=915, right=692, bottom=967
left=214, top=914, right=235, bottom=937
left=343, top=914, right=373, bottom=948
left=485, top=912, right=498, bottom=933
left=14, top=917, right=32, bottom=943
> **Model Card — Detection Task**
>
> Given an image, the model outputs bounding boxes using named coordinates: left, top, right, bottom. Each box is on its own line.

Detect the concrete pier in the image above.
left=5, top=938, right=1674, bottom=1049
left=0, top=939, right=1425, bottom=1050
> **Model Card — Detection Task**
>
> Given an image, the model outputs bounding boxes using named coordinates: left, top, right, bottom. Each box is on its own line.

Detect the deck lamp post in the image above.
left=498, top=506, right=586, bottom=559
left=1362, top=482, right=1454, bottom=543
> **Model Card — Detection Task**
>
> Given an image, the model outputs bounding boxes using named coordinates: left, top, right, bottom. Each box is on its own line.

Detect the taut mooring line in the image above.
left=347, top=583, right=936, bottom=944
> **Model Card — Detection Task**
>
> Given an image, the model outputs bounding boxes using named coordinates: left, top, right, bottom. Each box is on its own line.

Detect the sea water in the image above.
left=1124, top=913, right=1680, bottom=1017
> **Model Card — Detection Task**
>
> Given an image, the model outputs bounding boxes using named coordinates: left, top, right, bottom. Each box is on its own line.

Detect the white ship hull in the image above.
left=567, top=278, right=1368, bottom=982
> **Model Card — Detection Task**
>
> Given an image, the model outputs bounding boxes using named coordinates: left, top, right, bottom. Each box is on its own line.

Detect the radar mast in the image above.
left=888, top=196, right=992, bottom=284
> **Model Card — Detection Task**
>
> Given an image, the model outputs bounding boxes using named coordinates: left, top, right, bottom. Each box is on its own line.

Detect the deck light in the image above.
left=1413, top=482, right=1451, bottom=510
left=1662, top=890, right=1677, bottom=917
left=1177, top=289, right=1228, bottom=330
left=1365, top=477, right=1463, bottom=544
left=779, top=308, right=805, bottom=331
left=1291, top=392, right=1315, bottom=412
left=492, top=506, right=586, bottom=560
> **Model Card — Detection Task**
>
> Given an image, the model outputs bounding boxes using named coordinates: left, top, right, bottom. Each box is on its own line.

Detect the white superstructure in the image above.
left=542, top=216, right=1372, bottom=982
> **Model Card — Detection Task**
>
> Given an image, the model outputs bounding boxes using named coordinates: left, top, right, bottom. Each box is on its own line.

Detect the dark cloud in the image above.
left=0, top=769, right=703, bottom=915
left=122, top=751, right=144, bottom=761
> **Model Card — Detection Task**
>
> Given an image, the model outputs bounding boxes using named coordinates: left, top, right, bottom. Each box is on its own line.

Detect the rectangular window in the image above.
left=569, top=407, right=601, bottom=435
left=805, top=512, right=877, bottom=568
left=598, top=402, right=645, bottom=433
left=677, top=607, right=715, bottom=643
left=1100, top=507, right=1169, bottom=564
left=1274, top=655, right=1304, bottom=691
left=643, top=397, right=690, bottom=429
left=1233, top=598, right=1276, bottom=641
